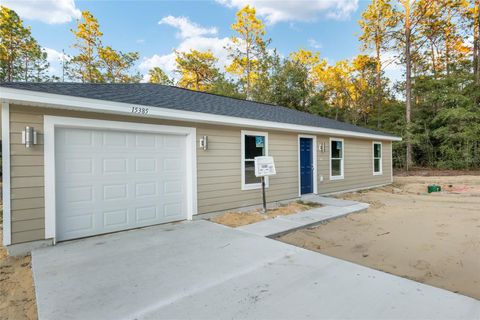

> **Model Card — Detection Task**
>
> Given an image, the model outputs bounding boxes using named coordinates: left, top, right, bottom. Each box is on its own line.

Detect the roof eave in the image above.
left=0, top=87, right=402, bottom=141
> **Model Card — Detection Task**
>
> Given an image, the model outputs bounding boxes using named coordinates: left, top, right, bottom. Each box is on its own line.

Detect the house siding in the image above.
left=7, top=104, right=392, bottom=244
left=316, top=136, right=392, bottom=194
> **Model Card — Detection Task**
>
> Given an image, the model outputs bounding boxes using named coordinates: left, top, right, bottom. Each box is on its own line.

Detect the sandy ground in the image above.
left=0, top=229, right=37, bottom=320
left=279, top=176, right=480, bottom=300
left=212, top=201, right=321, bottom=228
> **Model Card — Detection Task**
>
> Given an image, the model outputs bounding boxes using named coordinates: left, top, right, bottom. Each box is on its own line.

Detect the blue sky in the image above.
left=4, top=0, right=401, bottom=81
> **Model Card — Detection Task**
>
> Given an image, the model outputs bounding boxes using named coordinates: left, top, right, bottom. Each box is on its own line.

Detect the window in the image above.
left=241, top=131, right=268, bottom=190
left=373, top=142, right=382, bottom=175
left=330, top=138, right=344, bottom=180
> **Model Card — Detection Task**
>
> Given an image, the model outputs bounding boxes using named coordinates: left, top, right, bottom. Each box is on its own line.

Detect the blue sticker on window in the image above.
left=255, top=136, right=264, bottom=148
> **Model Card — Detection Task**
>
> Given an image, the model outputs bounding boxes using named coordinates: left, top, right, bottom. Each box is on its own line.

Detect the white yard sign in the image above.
left=254, top=156, right=276, bottom=177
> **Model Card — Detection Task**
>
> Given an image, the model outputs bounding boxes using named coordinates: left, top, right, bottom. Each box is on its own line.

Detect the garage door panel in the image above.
left=61, top=185, right=94, bottom=204
left=102, top=131, right=128, bottom=147
left=164, top=202, right=184, bottom=217
left=135, top=181, right=157, bottom=197
left=55, top=127, right=188, bottom=241
left=59, top=211, right=94, bottom=234
left=103, top=158, right=128, bottom=174
left=102, top=208, right=128, bottom=228
left=135, top=206, right=158, bottom=223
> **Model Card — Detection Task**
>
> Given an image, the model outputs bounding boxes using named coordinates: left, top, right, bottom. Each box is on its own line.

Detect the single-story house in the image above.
left=0, top=83, right=401, bottom=251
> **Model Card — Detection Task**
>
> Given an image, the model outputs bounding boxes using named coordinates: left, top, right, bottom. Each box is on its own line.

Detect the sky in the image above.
left=2, top=0, right=402, bottom=82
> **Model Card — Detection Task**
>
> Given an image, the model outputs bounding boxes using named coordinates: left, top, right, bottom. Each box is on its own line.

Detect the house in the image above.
left=0, top=83, right=401, bottom=251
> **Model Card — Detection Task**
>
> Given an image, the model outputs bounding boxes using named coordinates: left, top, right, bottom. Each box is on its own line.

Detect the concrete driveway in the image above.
left=32, top=220, right=480, bottom=320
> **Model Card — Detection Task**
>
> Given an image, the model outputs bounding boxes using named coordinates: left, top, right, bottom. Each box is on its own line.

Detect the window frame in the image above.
left=373, top=141, right=383, bottom=175
left=329, top=137, right=344, bottom=180
left=241, top=130, right=269, bottom=190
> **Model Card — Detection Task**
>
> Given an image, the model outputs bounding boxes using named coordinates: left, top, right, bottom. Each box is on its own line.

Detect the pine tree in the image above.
left=226, top=5, right=269, bottom=99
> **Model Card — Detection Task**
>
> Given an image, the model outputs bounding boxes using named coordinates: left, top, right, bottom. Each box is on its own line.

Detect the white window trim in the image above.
left=373, top=141, right=383, bottom=176
left=44, top=116, right=197, bottom=243
left=241, top=130, right=268, bottom=190
left=2, top=102, right=11, bottom=246
left=297, top=135, right=318, bottom=196
left=329, top=137, right=344, bottom=181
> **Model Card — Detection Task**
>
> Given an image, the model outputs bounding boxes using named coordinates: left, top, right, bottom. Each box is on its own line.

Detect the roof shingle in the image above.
left=0, top=82, right=398, bottom=138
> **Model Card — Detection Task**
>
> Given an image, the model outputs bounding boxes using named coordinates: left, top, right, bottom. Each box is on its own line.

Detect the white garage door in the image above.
left=55, top=127, right=187, bottom=241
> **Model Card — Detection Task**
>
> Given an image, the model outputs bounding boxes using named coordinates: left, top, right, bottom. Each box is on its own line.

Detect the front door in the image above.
left=300, top=137, right=314, bottom=194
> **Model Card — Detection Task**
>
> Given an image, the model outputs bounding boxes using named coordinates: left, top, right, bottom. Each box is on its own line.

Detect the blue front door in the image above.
left=300, top=138, right=313, bottom=194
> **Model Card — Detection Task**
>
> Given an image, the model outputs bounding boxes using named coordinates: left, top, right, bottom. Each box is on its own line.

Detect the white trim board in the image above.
left=1, top=87, right=402, bottom=142
left=2, top=102, right=11, bottom=246
left=43, top=115, right=197, bottom=242
left=297, top=135, right=318, bottom=196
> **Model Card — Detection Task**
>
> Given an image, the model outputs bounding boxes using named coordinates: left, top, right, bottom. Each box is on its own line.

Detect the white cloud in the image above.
left=140, top=53, right=176, bottom=75
left=44, top=47, right=68, bottom=63
left=308, top=38, right=322, bottom=49
left=141, top=16, right=232, bottom=82
left=139, top=36, right=233, bottom=81
left=216, top=0, right=359, bottom=24
left=2, top=0, right=81, bottom=24
left=159, top=16, right=218, bottom=39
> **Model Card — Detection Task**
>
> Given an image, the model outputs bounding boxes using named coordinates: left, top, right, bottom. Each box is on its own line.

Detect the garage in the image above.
left=44, top=117, right=196, bottom=241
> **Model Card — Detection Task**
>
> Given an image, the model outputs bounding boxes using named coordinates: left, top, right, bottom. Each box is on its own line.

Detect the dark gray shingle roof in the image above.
left=0, top=82, right=398, bottom=138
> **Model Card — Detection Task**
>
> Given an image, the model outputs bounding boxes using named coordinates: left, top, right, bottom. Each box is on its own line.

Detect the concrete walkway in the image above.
left=237, top=195, right=369, bottom=237
left=32, top=220, right=480, bottom=320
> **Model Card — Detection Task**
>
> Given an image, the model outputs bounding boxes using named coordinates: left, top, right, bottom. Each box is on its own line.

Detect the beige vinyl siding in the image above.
left=10, top=107, right=46, bottom=244
left=8, top=104, right=299, bottom=243
left=316, top=136, right=392, bottom=194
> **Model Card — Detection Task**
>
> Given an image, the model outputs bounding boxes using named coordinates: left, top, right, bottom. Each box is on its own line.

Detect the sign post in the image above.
left=261, top=176, right=267, bottom=213
left=254, top=156, right=276, bottom=214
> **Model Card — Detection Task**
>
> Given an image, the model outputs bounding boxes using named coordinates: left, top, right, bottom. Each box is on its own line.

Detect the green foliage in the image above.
left=270, top=58, right=313, bottom=111
left=207, top=74, right=245, bottom=99
left=98, top=46, right=141, bottom=83
left=407, top=67, right=480, bottom=169
left=148, top=67, right=172, bottom=85
left=0, top=6, right=50, bottom=82
left=67, top=10, right=140, bottom=83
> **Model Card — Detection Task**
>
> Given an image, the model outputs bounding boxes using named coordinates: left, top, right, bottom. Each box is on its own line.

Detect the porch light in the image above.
left=199, top=135, right=208, bottom=150
left=22, top=126, right=37, bottom=148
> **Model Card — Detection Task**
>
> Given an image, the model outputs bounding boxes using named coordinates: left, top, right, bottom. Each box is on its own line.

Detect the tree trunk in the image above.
left=445, top=28, right=450, bottom=77
left=475, top=30, right=479, bottom=80
left=430, top=39, right=437, bottom=79
left=405, top=0, right=413, bottom=170
left=476, top=0, right=480, bottom=85
left=8, top=30, right=13, bottom=82
left=375, top=40, right=382, bottom=128
left=246, top=46, right=251, bottom=100
left=25, top=57, right=28, bottom=82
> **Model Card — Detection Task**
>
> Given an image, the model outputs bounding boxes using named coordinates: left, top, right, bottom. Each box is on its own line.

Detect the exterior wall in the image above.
left=7, top=104, right=392, bottom=244
left=316, top=136, right=392, bottom=194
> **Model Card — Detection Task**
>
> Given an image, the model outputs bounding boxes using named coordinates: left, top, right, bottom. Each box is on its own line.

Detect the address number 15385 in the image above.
left=131, top=106, right=149, bottom=115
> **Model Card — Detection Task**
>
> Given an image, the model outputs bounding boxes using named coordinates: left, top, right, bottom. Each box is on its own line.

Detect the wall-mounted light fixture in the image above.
left=199, top=135, right=208, bottom=150
left=22, top=126, right=37, bottom=148
left=319, top=141, right=327, bottom=153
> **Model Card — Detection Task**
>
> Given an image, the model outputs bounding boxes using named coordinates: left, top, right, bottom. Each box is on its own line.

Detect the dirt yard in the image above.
left=0, top=229, right=37, bottom=320
left=212, top=200, right=321, bottom=228
left=279, top=176, right=480, bottom=300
